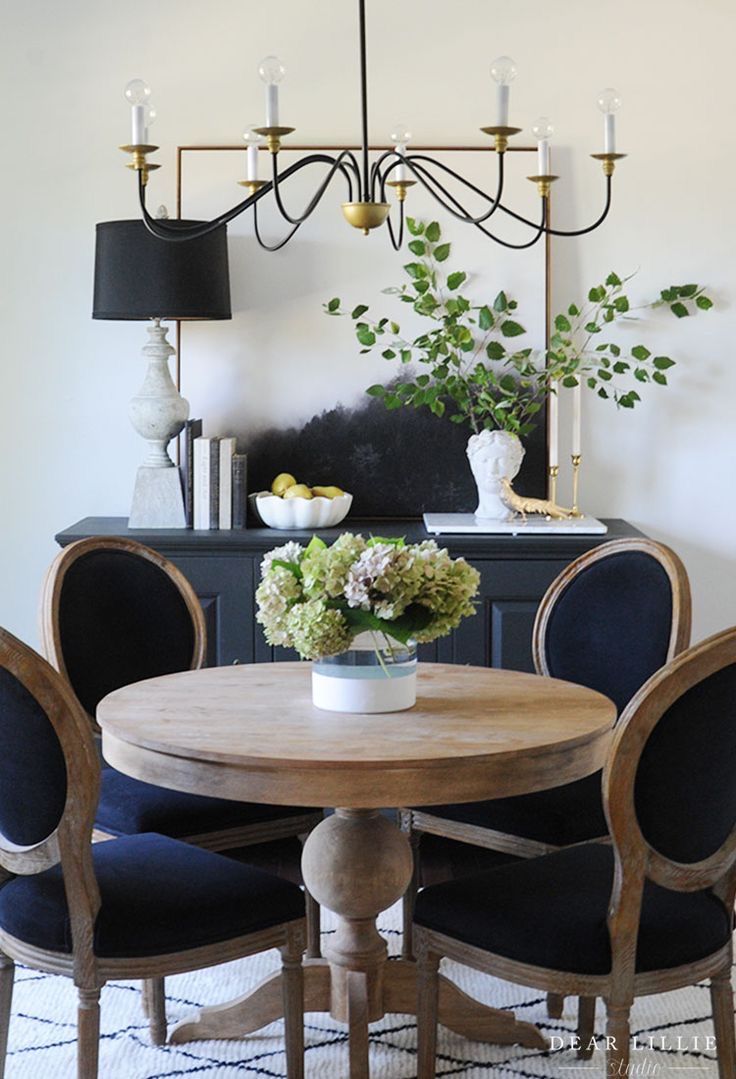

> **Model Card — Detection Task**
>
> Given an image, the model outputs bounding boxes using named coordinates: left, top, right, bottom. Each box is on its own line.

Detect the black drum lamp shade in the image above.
left=92, top=220, right=232, bottom=321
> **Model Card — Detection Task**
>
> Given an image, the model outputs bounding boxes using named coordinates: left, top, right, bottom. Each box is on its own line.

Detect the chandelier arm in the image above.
left=543, top=176, right=612, bottom=237
left=407, top=160, right=548, bottom=249
left=269, top=149, right=362, bottom=225
left=253, top=201, right=302, bottom=251
left=385, top=198, right=405, bottom=251
left=389, top=153, right=506, bottom=225
left=138, top=153, right=359, bottom=241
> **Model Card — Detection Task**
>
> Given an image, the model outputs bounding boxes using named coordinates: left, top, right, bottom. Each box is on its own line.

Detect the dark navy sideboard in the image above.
left=56, top=518, right=644, bottom=672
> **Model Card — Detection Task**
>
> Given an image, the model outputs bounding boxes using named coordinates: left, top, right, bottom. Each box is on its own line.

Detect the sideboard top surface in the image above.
left=57, top=517, right=644, bottom=559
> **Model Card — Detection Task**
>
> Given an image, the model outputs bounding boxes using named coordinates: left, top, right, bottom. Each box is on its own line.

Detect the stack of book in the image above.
left=182, top=419, right=248, bottom=530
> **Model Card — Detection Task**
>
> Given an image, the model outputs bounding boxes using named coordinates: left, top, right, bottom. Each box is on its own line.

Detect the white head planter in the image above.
left=466, top=429, right=525, bottom=520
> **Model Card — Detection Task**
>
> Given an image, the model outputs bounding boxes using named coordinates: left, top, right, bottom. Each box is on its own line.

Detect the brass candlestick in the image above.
left=479, top=125, right=522, bottom=154
left=548, top=464, right=559, bottom=504
left=252, top=125, right=296, bottom=154
left=237, top=179, right=268, bottom=195
left=590, top=151, right=627, bottom=177
left=527, top=174, right=559, bottom=199
left=119, top=144, right=160, bottom=186
left=571, top=453, right=583, bottom=518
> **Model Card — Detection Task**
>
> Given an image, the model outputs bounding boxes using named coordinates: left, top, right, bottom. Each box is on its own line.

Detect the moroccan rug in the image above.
left=5, top=902, right=726, bottom=1077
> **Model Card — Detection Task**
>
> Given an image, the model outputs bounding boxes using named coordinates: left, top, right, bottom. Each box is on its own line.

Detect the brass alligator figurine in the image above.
left=500, top=477, right=574, bottom=521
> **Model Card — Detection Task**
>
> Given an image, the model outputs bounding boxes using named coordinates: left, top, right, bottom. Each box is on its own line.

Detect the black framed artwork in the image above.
left=175, top=143, right=550, bottom=517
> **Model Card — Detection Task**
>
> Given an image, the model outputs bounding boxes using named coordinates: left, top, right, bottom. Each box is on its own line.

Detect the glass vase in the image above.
left=312, top=631, right=417, bottom=713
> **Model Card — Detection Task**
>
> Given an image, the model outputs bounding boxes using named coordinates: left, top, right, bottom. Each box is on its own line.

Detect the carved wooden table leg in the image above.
left=171, top=807, right=547, bottom=1071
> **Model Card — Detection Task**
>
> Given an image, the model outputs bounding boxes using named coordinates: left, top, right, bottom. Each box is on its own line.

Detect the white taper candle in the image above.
left=247, top=144, right=259, bottom=181
left=548, top=381, right=559, bottom=468
left=572, top=383, right=582, bottom=456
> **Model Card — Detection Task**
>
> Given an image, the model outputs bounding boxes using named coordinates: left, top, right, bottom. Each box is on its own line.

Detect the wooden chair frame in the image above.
left=40, top=536, right=322, bottom=1041
left=0, top=627, right=307, bottom=1079
left=414, top=626, right=736, bottom=1078
left=401, top=538, right=692, bottom=970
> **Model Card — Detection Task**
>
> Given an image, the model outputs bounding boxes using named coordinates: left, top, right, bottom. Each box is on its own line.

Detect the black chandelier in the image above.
left=120, top=0, right=625, bottom=251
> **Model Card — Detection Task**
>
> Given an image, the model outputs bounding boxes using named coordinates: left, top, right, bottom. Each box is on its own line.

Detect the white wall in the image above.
left=1, top=0, right=734, bottom=647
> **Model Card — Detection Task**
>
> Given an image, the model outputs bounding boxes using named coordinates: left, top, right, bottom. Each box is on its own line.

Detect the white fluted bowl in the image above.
left=252, top=491, right=353, bottom=530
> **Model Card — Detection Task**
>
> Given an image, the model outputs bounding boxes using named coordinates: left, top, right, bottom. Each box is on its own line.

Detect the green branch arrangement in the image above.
left=324, top=217, right=713, bottom=437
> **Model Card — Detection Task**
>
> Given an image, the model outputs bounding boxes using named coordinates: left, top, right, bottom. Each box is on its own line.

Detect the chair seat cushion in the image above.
left=414, top=842, right=732, bottom=975
left=97, top=766, right=316, bottom=838
left=0, top=833, right=304, bottom=958
left=419, top=770, right=606, bottom=848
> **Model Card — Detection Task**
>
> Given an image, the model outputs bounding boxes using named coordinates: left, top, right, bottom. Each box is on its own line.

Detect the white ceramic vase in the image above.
left=466, top=429, right=525, bottom=521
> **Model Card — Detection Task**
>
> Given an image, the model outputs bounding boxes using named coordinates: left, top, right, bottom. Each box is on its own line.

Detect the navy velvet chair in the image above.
left=401, top=538, right=691, bottom=974
left=40, top=536, right=322, bottom=1041
left=413, top=626, right=736, bottom=1078
left=0, top=627, right=306, bottom=1079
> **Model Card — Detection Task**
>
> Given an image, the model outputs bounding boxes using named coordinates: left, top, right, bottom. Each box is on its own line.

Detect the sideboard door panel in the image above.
left=171, top=556, right=255, bottom=667
left=449, top=560, right=570, bottom=671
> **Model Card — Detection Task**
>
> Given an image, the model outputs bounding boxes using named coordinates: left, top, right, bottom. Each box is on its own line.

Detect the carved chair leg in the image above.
left=0, top=955, right=14, bottom=1078
left=605, top=999, right=631, bottom=1076
left=77, top=986, right=101, bottom=1079
left=710, top=968, right=736, bottom=1079
left=416, top=936, right=441, bottom=1079
left=281, top=925, right=305, bottom=1079
left=547, top=991, right=564, bottom=1018
left=145, top=977, right=167, bottom=1045
left=305, top=889, right=322, bottom=960
left=576, top=995, right=596, bottom=1059
left=400, top=812, right=421, bottom=961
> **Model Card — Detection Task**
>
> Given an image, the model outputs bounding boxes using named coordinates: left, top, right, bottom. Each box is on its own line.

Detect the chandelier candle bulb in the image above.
left=490, top=56, right=517, bottom=127
left=538, top=138, right=550, bottom=175
left=259, top=55, right=286, bottom=128
left=131, top=105, right=146, bottom=145
left=604, top=113, right=615, bottom=153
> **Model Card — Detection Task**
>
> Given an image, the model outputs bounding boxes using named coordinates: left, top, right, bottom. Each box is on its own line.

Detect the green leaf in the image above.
left=390, top=321, right=400, bottom=333
left=606, top=272, right=622, bottom=287
left=652, top=371, right=668, bottom=385
left=562, top=375, right=578, bottom=388
left=327, top=297, right=340, bottom=312
left=501, top=319, right=525, bottom=338
left=486, top=341, right=506, bottom=360
left=678, top=283, right=698, bottom=297
left=555, top=314, right=571, bottom=332
left=609, top=343, right=621, bottom=357
left=447, top=271, right=467, bottom=291
left=597, top=387, right=610, bottom=400
left=584, top=322, right=601, bottom=334
left=479, top=306, right=494, bottom=331
left=366, top=384, right=385, bottom=396
left=406, top=217, right=424, bottom=236
left=271, top=558, right=303, bottom=579
left=670, top=301, right=689, bottom=318
left=356, top=327, right=376, bottom=346
left=588, top=286, right=605, bottom=303
left=613, top=296, right=629, bottom=313
left=434, top=243, right=451, bottom=262
left=305, top=534, right=327, bottom=554
left=404, top=262, right=427, bottom=279
left=408, top=239, right=426, bottom=256
left=382, top=348, right=396, bottom=360
left=414, top=280, right=429, bottom=294
left=493, top=291, right=509, bottom=313
left=425, top=221, right=441, bottom=243
left=634, top=368, right=649, bottom=382
left=696, top=295, right=713, bottom=310
left=568, top=303, right=580, bottom=317
left=613, top=361, right=630, bottom=374
left=653, top=356, right=675, bottom=370
left=631, top=345, right=651, bottom=361
left=350, top=303, right=368, bottom=319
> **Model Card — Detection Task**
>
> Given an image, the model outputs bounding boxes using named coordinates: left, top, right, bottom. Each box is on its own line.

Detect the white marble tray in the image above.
left=423, top=513, right=608, bottom=536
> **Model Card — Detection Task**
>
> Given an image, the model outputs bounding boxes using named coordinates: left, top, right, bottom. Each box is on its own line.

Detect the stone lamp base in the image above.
left=128, top=319, right=189, bottom=529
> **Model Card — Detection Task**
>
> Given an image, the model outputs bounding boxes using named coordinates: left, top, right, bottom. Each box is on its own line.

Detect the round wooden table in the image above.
left=99, top=662, right=615, bottom=1078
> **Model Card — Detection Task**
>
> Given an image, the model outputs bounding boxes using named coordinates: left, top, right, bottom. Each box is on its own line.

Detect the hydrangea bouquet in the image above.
left=256, top=533, right=480, bottom=661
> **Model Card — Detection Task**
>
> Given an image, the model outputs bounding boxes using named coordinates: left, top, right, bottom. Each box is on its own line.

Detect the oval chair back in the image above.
left=533, top=538, right=691, bottom=716
left=603, top=625, right=736, bottom=989
left=40, top=537, right=206, bottom=730
left=0, top=627, right=100, bottom=953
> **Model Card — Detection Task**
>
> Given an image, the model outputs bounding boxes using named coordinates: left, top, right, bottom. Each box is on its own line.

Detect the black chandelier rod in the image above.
left=358, top=0, right=370, bottom=201
left=376, top=151, right=506, bottom=228
left=253, top=201, right=302, bottom=250
left=270, top=149, right=361, bottom=225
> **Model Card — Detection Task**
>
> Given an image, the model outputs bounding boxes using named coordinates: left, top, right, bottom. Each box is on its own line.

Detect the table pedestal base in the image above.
left=170, top=809, right=546, bottom=1076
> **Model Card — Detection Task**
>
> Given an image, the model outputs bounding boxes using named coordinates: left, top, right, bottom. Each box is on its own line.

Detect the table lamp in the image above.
left=93, top=218, right=231, bottom=528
